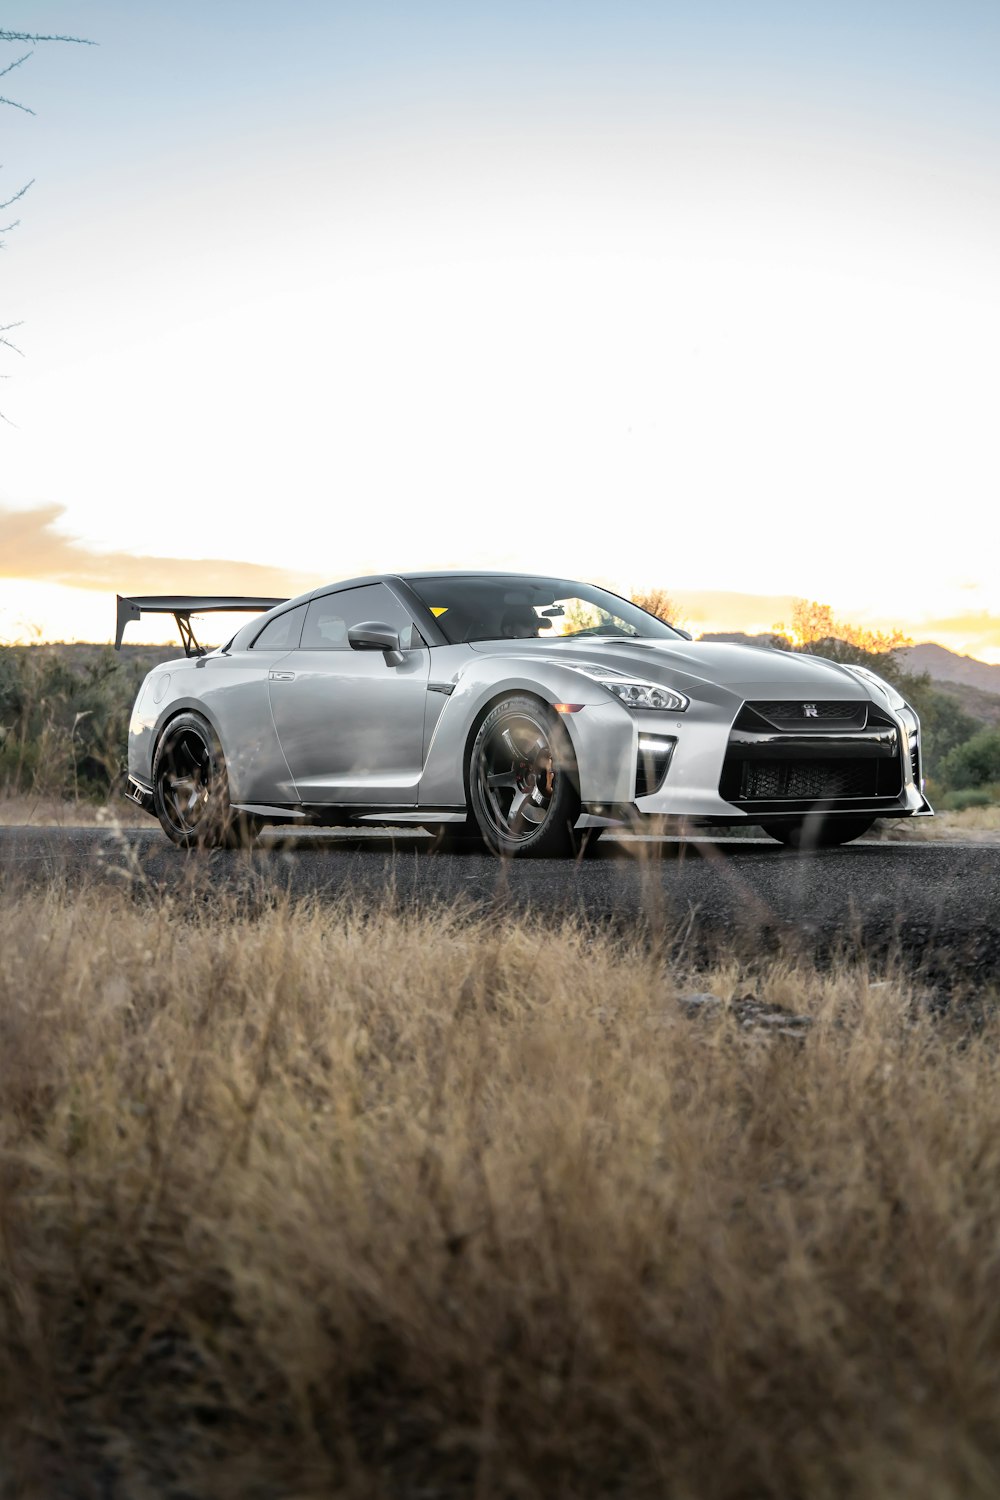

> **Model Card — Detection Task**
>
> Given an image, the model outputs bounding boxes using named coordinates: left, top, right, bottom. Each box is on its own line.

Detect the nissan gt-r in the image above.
left=118, top=572, right=931, bottom=855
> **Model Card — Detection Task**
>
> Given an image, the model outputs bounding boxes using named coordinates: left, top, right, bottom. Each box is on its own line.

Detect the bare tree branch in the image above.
left=0, top=51, right=33, bottom=79
left=1, top=30, right=94, bottom=420
left=0, top=180, right=34, bottom=212
left=0, top=32, right=94, bottom=46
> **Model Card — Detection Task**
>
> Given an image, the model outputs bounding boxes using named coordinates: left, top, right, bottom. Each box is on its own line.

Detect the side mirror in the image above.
left=348, top=620, right=404, bottom=665
left=674, top=627, right=693, bottom=641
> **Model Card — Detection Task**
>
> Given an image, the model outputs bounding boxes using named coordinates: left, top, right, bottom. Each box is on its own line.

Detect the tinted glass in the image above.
left=409, top=577, right=682, bottom=645
left=300, top=584, right=424, bottom=651
left=252, top=603, right=307, bottom=650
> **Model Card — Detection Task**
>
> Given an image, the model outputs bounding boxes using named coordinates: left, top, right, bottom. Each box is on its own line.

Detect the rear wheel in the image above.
left=152, top=712, right=259, bottom=849
left=469, top=696, right=580, bottom=858
left=760, top=815, right=876, bottom=849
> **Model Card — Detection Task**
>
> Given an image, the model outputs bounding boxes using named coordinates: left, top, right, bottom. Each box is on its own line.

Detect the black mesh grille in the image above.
left=748, top=700, right=867, bottom=727
left=738, top=760, right=882, bottom=801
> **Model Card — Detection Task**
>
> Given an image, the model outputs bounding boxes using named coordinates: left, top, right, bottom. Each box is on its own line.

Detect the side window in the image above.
left=252, top=603, right=307, bottom=650
left=300, top=584, right=424, bottom=651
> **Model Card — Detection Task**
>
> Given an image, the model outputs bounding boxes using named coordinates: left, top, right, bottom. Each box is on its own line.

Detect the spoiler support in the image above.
left=115, top=595, right=287, bottom=656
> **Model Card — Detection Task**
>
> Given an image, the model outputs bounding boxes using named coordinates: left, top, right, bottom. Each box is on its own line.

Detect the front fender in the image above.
left=417, top=653, right=638, bottom=806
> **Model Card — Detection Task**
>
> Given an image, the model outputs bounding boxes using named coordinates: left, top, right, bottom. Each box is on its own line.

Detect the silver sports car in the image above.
left=118, top=572, right=932, bottom=855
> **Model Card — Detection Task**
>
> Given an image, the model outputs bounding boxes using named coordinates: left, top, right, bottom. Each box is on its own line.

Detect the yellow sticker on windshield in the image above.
left=430, top=607, right=448, bottom=617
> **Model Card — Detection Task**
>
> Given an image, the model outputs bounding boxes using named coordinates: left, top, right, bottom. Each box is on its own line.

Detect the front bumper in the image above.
left=572, top=694, right=932, bottom=825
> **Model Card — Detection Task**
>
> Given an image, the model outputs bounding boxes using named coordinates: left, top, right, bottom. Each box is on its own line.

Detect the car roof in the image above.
left=226, top=571, right=621, bottom=650
left=287, top=569, right=592, bottom=604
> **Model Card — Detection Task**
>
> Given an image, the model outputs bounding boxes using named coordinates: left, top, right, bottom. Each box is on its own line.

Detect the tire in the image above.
left=760, top=815, right=876, bottom=850
left=151, top=712, right=259, bottom=849
left=468, top=696, right=581, bottom=858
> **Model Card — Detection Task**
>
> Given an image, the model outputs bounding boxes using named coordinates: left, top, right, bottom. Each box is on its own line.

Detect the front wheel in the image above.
left=760, top=815, right=875, bottom=849
left=469, top=696, right=581, bottom=858
left=152, top=712, right=259, bottom=849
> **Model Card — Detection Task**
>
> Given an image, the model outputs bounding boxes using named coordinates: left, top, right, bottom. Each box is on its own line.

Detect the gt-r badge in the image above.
left=802, top=703, right=819, bottom=717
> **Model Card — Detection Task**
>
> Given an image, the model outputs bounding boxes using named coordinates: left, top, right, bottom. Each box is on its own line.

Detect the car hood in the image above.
left=467, top=638, right=872, bottom=698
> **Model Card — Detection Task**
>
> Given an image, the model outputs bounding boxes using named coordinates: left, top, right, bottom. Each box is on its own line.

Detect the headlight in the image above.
left=603, top=680, right=689, bottom=711
left=569, top=667, right=689, bottom=712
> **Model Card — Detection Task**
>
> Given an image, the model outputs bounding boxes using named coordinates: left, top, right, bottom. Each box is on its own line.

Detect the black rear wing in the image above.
left=115, top=595, right=286, bottom=657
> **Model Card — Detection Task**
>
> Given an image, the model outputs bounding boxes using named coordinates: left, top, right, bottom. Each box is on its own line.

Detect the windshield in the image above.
left=408, top=576, right=683, bottom=645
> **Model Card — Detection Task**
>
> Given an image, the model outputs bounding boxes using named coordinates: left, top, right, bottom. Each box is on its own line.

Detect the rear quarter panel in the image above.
left=128, top=652, right=296, bottom=803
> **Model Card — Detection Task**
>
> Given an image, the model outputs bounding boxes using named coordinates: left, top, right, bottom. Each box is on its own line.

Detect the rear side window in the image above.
left=300, top=584, right=424, bottom=651
left=252, top=604, right=307, bottom=650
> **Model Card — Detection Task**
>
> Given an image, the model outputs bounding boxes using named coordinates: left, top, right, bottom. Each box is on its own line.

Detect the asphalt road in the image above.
left=3, top=825, right=998, bottom=990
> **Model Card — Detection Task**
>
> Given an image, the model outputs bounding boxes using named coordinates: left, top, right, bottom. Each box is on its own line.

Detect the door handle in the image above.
left=268, top=670, right=295, bottom=681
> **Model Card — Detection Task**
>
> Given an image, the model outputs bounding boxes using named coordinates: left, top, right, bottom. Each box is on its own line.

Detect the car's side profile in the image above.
left=118, top=572, right=932, bottom=856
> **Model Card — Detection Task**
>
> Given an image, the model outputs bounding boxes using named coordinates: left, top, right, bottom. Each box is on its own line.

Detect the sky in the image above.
left=2, top=1, right=999, bottom=658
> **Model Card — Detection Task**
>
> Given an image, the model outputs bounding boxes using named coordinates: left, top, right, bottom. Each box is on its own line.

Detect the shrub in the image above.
left=934, top=785, right=1000, bottom=811
left=0, top=644, right=170, bottom=799
left=939, top=727, right=1000, bottom=792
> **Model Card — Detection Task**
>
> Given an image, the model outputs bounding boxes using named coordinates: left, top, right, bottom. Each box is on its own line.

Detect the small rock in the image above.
left=679, top=992, right=723, bottom=1011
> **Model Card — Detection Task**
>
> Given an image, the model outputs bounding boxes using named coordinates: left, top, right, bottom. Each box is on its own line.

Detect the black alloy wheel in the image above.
left=760, top=814, right=876, bottom=850
left=151, top=712, right=258, bottom=849
left=469, top=696, right=580, bottom=857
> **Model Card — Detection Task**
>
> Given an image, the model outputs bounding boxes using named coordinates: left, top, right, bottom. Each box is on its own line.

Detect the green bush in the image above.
left=939, top=727, right=1000, bottom=792
left=933, top=785, right=1000, bottom=812
left=0, top=644, right=172, bottom=800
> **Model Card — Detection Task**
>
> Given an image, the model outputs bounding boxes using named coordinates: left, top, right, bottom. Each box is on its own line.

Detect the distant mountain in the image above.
left=933, top=681, right=1000, bottom=728
left=898, top=643, right=1000, bottom=696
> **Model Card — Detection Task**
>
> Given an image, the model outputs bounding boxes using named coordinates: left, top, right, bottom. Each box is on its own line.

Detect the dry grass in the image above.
left=0, top=794, right=149, bottom=828
left=879, top=805, right=1000, bottom=841
left=1, top=886, right=1000, bottom=1498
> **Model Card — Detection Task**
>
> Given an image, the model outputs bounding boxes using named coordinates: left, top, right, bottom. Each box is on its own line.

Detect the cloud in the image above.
left=0, top=503, right=324, bottom=598
left=909, top=613, right=1000, bottom=655
left=670, top=589, right=798, bottom=633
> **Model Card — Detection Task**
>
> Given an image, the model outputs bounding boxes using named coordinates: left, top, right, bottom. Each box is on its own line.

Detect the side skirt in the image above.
left=124, top=775, right=156, bottom=816
left=230, top=803, right=469, bottom=828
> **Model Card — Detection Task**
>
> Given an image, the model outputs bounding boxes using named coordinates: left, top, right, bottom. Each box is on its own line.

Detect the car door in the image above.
left=267, top=582, right=430, bottom=804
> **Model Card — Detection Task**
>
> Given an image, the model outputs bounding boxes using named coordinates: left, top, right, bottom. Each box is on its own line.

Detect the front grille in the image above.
left=752, top=700, right=862, bottom=720
left=720, top=700, right=905, bottom=808
left=747, top=700, right=868, bottom=729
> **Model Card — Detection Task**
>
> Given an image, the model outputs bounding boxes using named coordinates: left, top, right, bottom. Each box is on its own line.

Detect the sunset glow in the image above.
left=3, top=3, right=999, bottom=662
